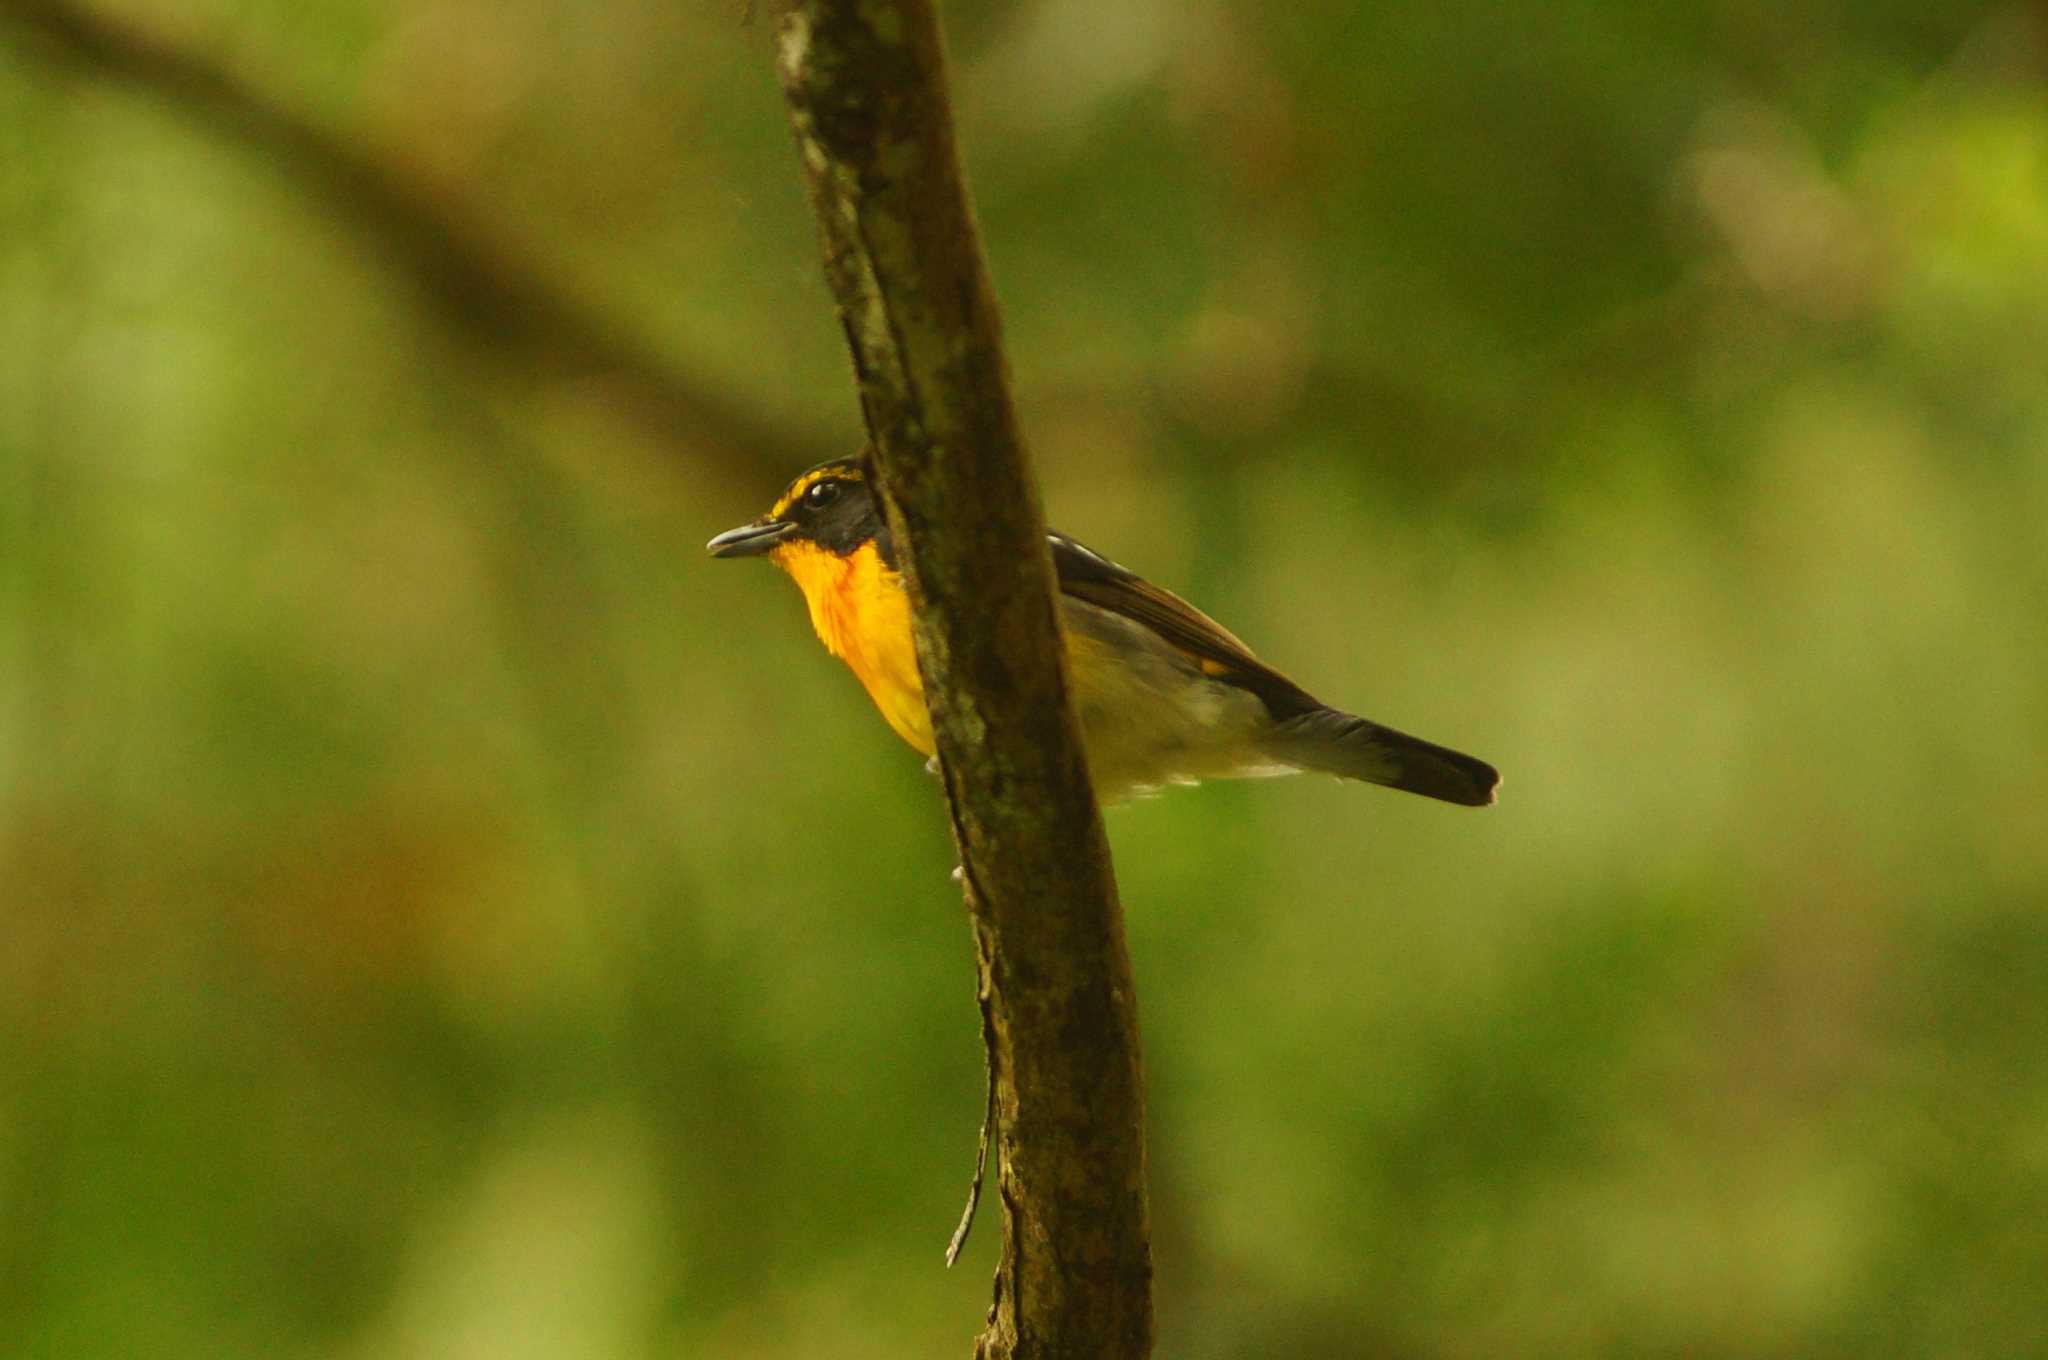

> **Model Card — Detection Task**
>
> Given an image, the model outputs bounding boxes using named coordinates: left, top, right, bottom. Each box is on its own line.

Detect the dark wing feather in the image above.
left=1048, top=532, right=1320, bottom=719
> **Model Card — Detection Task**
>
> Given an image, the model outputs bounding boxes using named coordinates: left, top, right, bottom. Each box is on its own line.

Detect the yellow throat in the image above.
left=769, top=539, right=933, bottom=756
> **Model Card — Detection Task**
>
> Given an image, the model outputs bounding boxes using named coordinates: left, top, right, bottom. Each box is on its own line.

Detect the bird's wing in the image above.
left=1048, top=532, right=1320, bottom=718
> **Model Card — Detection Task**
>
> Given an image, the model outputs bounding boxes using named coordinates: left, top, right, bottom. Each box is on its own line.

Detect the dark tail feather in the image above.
left=1266, top=707, right=1500, bottom=807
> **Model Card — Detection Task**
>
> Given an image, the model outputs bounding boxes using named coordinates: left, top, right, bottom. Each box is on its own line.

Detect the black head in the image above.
left=705, top=457, right=889, bottom=560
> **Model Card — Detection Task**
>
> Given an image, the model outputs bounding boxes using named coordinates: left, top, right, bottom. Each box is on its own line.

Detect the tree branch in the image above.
left=771, top=3, right=1153, bottom=1357
left=0, top=0, right=825, bottom=482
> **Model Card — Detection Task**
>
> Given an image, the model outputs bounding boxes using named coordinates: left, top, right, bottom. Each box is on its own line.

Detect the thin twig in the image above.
left=945, top=939, right=998, bottom=1267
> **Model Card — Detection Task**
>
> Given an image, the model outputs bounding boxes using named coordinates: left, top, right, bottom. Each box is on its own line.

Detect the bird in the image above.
left=707, top=456, right=1499, bottom=808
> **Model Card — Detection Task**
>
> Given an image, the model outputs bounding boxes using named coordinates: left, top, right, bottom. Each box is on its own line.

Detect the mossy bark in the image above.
left=773, top=3, right=1154, bottom=1356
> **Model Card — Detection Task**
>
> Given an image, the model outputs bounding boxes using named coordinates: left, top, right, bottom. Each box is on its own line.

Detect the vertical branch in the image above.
left=770, top=3, right=1153, bottom=1357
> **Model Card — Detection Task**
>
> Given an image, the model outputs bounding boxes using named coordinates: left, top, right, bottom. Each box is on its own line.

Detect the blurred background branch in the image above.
left=0, top=0, right=828, bottom=483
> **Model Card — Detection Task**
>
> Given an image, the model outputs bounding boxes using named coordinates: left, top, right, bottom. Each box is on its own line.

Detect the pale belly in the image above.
left=1060, top=598, right=1294, bottom=803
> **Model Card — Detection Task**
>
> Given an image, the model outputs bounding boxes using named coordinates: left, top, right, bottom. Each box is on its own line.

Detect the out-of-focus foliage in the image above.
left=3, top=1, right=2045, bottom=1356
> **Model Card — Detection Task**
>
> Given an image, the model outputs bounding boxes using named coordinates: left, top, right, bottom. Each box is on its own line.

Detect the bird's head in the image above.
left=705, top=455, right=886, bottom=564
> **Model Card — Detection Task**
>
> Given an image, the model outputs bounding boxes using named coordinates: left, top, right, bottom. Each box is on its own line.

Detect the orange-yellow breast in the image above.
left=769, top=540, right=933, bottom=755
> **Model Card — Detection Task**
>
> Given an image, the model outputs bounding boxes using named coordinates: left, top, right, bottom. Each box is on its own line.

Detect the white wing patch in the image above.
left=1047, top=532, right=1123, bottom=574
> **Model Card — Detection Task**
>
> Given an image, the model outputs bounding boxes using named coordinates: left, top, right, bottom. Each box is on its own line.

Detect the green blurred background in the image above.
left=3, top=1, right=2046, bottom=1356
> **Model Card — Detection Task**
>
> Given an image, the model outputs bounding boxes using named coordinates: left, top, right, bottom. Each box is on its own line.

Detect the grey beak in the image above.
left=706, top=519, right=794, bottom=558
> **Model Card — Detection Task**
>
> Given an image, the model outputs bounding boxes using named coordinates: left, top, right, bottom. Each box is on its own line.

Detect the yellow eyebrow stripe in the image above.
left=768, top=468, right=835, bottom=519
left=762, top=458, right=868, bottom=520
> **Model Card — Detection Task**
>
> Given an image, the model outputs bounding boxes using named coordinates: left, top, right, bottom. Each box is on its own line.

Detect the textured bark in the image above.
left=0, top=0, right=825, bottom=483
left=772, top=3, right=1154, bottom=1357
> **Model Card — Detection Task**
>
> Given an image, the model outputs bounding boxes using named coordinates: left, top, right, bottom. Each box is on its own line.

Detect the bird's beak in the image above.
left=706, top=518, right=794, bottom=558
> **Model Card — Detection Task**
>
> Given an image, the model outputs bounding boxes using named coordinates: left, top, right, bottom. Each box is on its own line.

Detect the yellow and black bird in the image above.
left=708, top=457, right=1499, bottom=808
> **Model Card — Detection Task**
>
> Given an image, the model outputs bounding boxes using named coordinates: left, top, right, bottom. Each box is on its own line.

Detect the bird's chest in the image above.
left=776, top=542, right=933, bottom=755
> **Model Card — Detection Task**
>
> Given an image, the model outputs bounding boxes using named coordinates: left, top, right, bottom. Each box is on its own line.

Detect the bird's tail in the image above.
left=1264, top=707, right=1499, bottom=807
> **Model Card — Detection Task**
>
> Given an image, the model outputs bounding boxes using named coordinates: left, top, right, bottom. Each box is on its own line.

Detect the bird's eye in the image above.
left=804, top=480, right=843, bottom=510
